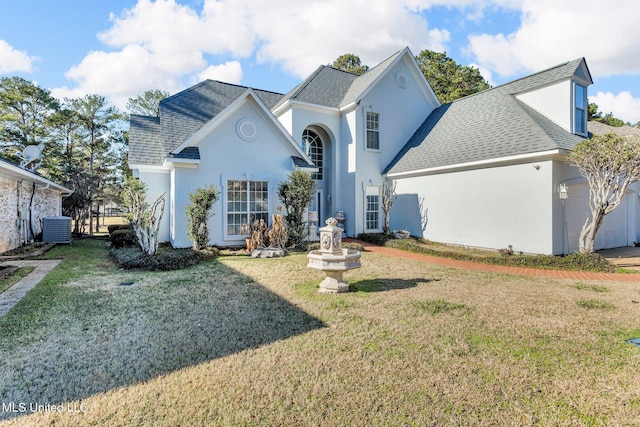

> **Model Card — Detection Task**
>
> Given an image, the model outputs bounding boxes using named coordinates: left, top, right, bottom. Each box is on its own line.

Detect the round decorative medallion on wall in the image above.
left=395, top=71, right=408, bottom=89
left=236, top=119, right=258, bottom=141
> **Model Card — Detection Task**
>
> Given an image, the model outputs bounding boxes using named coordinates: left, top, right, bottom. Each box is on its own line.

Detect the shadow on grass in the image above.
left=0, top=258, right=325, bottom=421
left=350, top=278, right=439, bottom=293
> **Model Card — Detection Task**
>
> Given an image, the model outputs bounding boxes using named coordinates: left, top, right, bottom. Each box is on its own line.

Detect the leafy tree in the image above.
left=186, top=185, right=220, bottom=250
left=599, top=112, right=626, bottom=127
left=588, top=102, right=626, bottom=127
left=588, top=102, right=601, bottom=121
left=568, top=133, right=640, bottom=253
left=278, top=170, right=315, bottom=247
left=332, top=54, right=369, bottom=75
left=414, top=50, right=491, bottom=103
left=126, top=89, right=169, bottom=117
left=68, top=95, right=124, bottom=234
left=0, top=76, right=59, bottom=163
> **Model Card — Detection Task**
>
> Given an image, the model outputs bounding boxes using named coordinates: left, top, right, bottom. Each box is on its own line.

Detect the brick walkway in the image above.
left=354, top=241, right=640, bottom=283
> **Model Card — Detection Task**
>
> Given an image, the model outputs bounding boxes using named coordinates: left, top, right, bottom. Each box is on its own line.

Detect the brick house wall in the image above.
left=0, top=173, right=65, bottom=254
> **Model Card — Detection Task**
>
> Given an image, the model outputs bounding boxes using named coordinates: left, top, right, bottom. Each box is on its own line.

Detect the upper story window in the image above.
left=574, top=83, right=587, bottom=135
left=302, top=129, right=323, bottom=180
left=366, top=112, right=380, bottom=150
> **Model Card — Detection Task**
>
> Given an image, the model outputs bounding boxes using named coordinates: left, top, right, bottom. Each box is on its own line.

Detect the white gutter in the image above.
left=386, top=149, right=568, bottom=179
left=0, top=161, right=71, bottom=194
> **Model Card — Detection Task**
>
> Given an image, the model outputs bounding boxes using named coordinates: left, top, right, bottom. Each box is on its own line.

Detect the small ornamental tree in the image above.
left=381, top=179, right=397, bottom=235
left=186, top=185, right=220, bottom=250
left=568, top=133, right=640, bottom=253
left=122, top=176, right=166, bottom=256
left=278, top=170, right=315, bottom=247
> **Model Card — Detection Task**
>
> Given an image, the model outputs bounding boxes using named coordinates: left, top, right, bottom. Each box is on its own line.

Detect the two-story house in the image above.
left=128, top=47, right=640, bottom=254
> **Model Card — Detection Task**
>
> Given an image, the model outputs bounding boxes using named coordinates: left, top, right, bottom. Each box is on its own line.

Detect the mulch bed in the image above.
left=0, top=243, right=56, bottom=261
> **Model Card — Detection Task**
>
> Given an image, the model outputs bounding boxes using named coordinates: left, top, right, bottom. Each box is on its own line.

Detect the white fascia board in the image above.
left=162, top=158, right=200, bottom=169
left=404, top=52, right=441, bottom=107
left=356, top=47, right=441, bottom=109
left=386, top=149, right=567, bottom=179
left=289, top=100, right=340, bottom=114
left=129, top=164, right=170, bottom=172
left=0, top=161, right=71, bottom=193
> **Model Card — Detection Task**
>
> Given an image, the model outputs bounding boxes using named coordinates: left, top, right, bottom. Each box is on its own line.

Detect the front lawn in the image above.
left=1, top=239, right=639, bottom=425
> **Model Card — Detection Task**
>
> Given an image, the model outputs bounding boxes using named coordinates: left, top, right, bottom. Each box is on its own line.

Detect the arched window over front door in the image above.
left=302, top=129, right=323, bottom=180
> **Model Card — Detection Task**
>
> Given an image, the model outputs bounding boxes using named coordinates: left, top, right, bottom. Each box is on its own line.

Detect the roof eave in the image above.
left=0, top=161, right=72, bottom=193
left=386, top=149, right=569, bottom=179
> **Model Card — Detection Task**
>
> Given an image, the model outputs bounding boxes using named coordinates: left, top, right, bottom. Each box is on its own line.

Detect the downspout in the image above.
left=16, top=180, right=22, bottom=247
left=29, top=182, right=36, bottom=241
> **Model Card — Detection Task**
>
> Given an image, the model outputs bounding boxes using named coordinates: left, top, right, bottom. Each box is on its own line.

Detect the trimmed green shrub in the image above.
left=186, top=185, right=220, bottom=250
left=357, top=233, right=393, bottom=245
left=108, top=224, right=131, bottom=235
left=278, top=170, right=315, bottom=248
left=110, top=245, right=217, bottom=271
left=110, top=228, right=138, bottom=248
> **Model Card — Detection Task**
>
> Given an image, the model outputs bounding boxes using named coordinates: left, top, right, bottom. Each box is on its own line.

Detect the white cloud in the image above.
left=591, top=91, right=640, bottom=125
left=196, top=61, right=243, bottom=84
left=244, top=0, right=450, bottom=77
left=0, top=39, right=36, bottom=73
left=54, top=0, right=452, bottom=108
left=465, top=0, right=640, bottom=79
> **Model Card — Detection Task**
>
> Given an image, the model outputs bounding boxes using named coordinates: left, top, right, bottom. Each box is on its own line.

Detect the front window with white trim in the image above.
left=574, top=83, right=587, bottom=135
left=365, top=186, right=380, bottom=232
left=227, top=180, right=269, bottom=235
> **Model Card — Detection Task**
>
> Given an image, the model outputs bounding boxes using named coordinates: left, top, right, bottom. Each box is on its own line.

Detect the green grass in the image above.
left=576, top=298, right=616, bottom=310
left=572, top=283, right=609, bottom=293
left=1, top=239, right=640, bottom=426
left=0, top=267, right=34, bottom=294
left=412, top=298, right=467, bottom=315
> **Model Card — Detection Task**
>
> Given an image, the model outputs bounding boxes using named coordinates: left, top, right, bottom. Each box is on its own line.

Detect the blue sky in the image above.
left=1, top=0, right=639, bottom=123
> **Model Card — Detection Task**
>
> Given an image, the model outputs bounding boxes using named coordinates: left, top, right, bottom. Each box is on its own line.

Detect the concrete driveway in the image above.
left=597, top=246, right=640, bottom=271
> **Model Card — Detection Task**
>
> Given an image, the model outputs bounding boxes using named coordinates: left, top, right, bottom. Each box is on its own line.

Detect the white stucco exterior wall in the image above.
left=168, top=99, right=301, bottom=248
left=516, top=80, right=572, bottom=132
left=352, top=59, right=438, bottom=236
left=393, top=160, right=556, bottom=254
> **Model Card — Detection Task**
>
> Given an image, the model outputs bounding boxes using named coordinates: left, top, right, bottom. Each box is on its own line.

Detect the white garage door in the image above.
left=566, top=184, right=629, bottom=253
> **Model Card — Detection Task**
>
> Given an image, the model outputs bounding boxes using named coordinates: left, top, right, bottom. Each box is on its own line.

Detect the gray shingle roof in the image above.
left=273, top=66, right=358, bottom=110
left=168, top=147, right=200, bottom=160
left=130, top=81, right=284, bottom=166
left=385, top=59, right=589, bottom=175
left=160, top=80, right=284, bottom=156
left=129, top=115, right=162, bottom=165
left=588, top=121, right=640, bottom=138
left=499, top=57, right=590, bottom=94
left=273, top=49, right=405, bottom=110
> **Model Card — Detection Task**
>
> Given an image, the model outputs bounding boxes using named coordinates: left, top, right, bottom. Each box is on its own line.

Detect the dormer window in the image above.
left=574, top=83, right=587, bottom=135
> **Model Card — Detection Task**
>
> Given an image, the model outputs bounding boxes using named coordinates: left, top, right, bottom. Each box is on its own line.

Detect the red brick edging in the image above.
left=350, top=240, right=640, bottom=283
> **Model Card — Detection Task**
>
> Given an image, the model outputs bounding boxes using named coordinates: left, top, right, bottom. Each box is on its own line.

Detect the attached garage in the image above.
left=565, top=183, right=635, bottom=253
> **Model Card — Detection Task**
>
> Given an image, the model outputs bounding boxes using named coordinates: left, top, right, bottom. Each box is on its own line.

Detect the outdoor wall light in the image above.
left=558, top=184, right=568, bottom=199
